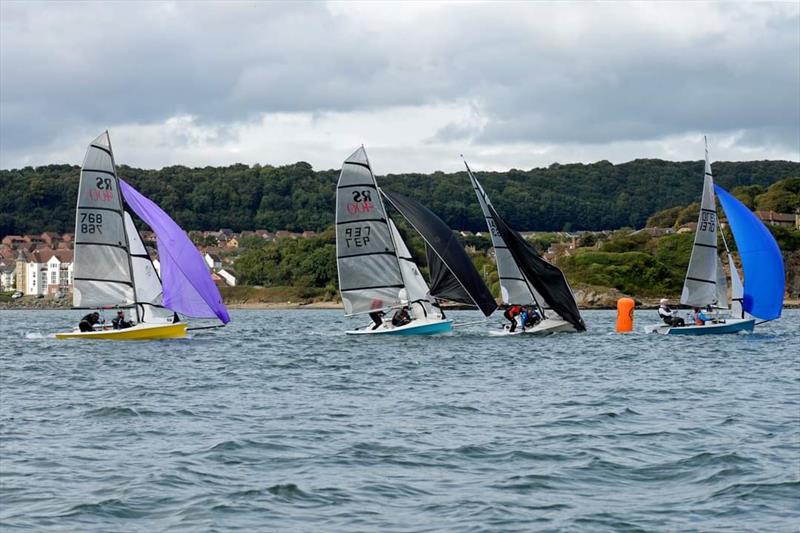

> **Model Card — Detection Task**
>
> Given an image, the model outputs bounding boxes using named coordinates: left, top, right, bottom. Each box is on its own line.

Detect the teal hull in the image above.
left=347, top=319, right=454, bottom=336
left=665, top=319, right=755, bottom=335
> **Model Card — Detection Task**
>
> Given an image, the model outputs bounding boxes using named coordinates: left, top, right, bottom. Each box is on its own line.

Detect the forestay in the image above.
left=681, top=140, right=719, bottom=307
left=336, top=147, right=405, bottom=316
left=464, top=160, right=538, bottom=308
left=72, top=132, right=136, bottom=309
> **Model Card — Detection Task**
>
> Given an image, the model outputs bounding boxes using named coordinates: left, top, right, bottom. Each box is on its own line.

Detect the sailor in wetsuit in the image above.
left=504, top=304, right=522, bottom=332
left=112, top=310, right=133, bottom=329
left=658, top=299, right=685, bottom=327
left=391, top=306, right=411, bottom=327
left=78, top=312, right=101, bottom=332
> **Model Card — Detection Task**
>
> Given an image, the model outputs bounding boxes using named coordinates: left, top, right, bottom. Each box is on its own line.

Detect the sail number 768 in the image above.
left=80, top=212, right=103, bottom=234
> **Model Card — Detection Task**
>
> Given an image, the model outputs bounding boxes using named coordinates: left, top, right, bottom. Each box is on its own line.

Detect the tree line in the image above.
left=1, top=159, right=798, bottom=236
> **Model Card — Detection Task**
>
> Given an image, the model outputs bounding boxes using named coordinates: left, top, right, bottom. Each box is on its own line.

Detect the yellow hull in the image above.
left=56, top=322, right=188, bottom=340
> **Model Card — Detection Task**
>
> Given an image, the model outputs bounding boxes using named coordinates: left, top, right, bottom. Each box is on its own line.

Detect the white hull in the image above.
left=489, top=317, right=578, bottom=336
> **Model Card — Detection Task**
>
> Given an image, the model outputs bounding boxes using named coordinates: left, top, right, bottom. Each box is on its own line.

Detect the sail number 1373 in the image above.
left=80, top=212, right=103, bottom=234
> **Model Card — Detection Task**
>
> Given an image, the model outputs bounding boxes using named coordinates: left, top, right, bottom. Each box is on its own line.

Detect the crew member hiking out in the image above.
left=658, top=299, right=685, bottom=327
left=503, top=304, right=523, bottom=332
left=78, top=312, right=101, bottom=332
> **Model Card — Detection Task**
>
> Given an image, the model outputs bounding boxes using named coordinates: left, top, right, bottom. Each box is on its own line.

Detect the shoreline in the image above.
left=2, top=300, right=798, bottom=311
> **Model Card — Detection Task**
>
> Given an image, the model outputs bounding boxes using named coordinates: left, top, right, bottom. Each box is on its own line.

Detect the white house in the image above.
left=217, top=269, right=237, bottom=287
left=0, top=265, right=15, bottom=291
left=204, top=253, right=222, bottom=270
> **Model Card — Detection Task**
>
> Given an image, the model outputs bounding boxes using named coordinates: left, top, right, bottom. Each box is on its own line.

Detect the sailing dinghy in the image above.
left=646, top=138, right=783, bottom=335
left=336, top=147, right=495, bottom=335
left=463, top=159, right=586, bottom=334
left=56, top=132, right=230, bottom=340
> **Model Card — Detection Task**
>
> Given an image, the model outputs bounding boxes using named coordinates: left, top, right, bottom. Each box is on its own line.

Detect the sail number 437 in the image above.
left=80, top=212, right=103, bottom=234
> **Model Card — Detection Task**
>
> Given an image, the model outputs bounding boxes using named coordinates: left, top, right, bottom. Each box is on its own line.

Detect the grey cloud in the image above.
left=1, top=1, right=798, bottom=166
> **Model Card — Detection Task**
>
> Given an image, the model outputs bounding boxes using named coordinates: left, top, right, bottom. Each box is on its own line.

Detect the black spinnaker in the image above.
left=381, top=189, right=497, bottom=317
left=486, top=203, right=586, bottom=331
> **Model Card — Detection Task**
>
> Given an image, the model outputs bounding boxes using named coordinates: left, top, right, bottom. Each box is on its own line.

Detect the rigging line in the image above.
left=754, top=319, right=776, bottom=326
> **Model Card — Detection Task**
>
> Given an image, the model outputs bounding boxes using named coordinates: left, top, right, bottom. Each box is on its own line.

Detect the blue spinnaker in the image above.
left=715, top=185, right=784, bottom=320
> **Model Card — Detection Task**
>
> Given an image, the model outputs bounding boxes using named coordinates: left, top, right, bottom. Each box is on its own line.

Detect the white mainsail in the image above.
left=680, top=138, right=719, bottom=307
left=72, top=132, right=136, bottom=309
left=335, top=147, right=405, bottom=316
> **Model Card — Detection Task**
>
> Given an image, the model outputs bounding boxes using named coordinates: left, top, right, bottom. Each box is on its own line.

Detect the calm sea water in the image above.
left=1, top=309, right=798, bottom=531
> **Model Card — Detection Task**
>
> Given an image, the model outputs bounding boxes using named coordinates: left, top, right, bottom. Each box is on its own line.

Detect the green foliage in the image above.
left=755, top=177, right=800, bottom=213
left=646, top=205, right=683, bottom=228
left=2, top=160, right=798, bottom=235
left=767, top=225, right=800, bottom=253
left=730, top=184, right=766, bottom=209
left=557, top=250, right=682, bottom=296
left=235, top=230, right=336, bottom=287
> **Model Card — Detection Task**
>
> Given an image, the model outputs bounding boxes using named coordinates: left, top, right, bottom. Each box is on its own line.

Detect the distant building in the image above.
left=204, top=253, right=222, bottom=270
left=217, top=269, right=237, bottom=287
left=0, top=264, right=15, bottom=290
left=755, top=210, right=799, bottom=229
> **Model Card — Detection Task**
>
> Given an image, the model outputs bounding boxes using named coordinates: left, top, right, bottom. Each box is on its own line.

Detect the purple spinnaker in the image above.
left=120, top=180, right=230, bottom=324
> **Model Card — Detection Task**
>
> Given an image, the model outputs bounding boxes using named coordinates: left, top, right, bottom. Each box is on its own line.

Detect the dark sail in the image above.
left=486, top=203, right=586, bottom=331
left=426, top=245, right=472, bottom=303
left=381, top=189, right=497, bottom=317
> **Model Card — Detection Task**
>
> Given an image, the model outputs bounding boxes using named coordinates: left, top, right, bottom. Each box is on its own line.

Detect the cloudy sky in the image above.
left=1, top=1, right=798, bottom=173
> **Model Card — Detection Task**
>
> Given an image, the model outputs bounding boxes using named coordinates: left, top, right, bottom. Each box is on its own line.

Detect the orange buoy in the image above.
left=616, top=297, right=635, bottom=333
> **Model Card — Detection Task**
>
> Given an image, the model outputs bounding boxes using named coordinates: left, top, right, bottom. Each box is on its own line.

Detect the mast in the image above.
left=107, top=132, right=141, bottom=323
